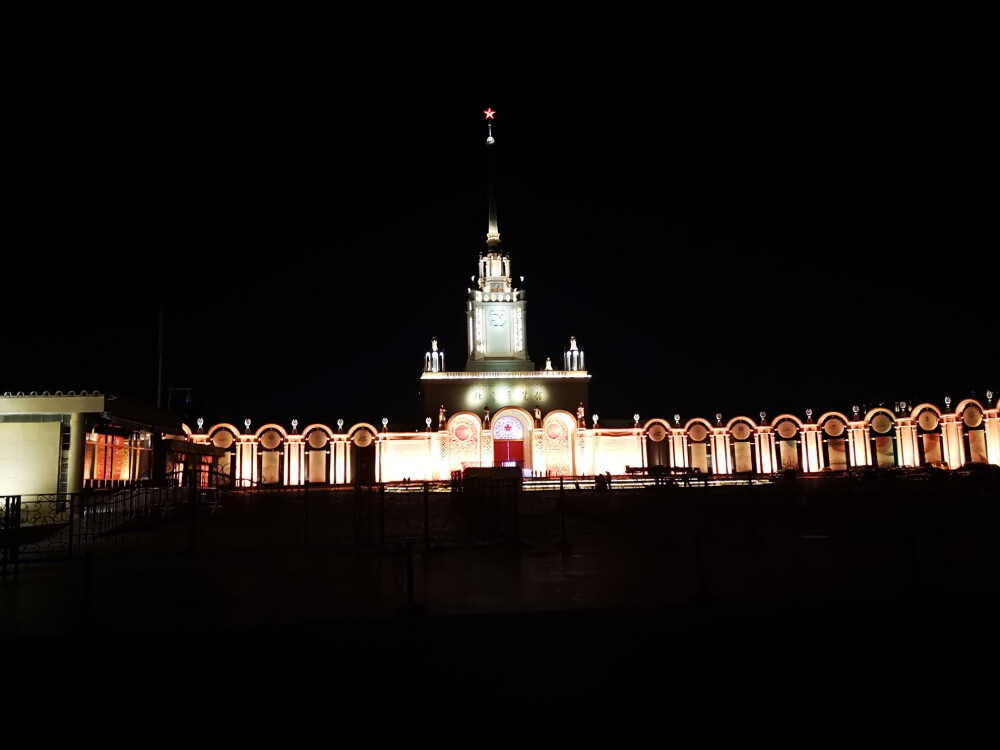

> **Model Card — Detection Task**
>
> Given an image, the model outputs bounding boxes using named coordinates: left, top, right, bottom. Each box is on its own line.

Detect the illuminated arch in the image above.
left=817, top=411, right=851, bottom=470
left=539, top=410, right=577, bottom=477
left=447, top=412, right=482, bottom=473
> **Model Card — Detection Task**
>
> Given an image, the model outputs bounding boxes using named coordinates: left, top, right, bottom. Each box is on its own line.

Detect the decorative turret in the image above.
left=564, top=336, right=585, bottom=371
left=424, top=337, right=445, bottom=373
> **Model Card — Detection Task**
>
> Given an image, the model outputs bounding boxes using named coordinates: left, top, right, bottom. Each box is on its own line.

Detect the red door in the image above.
left=493, top=439, right=524, bottom=468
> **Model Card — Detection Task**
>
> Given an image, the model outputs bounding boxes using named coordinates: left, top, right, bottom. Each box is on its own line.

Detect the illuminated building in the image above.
left=2, top=112, right=998, bottom=497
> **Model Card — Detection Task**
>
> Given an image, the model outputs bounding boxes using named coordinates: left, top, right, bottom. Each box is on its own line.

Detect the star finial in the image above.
left=483, top=107, right=495, bottom=119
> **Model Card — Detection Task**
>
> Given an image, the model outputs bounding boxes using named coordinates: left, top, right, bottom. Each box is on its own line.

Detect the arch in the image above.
left=447, top=411, right=482, bottom=474
left=684, top=418, right=713, bottom=474
left=539, top=410, right=577, bottom=477
left=865, top=407, right=898, bottom=469
left=302, top=424, right=335, bottom=484
left=817, top=412, right=851, bottom=470
left=911, top=403, right=945, bottom=467
left=253, top=423, right=289, bottom=440
left=771, top=414, right=804, bottom=471
left=643, top=418, right=671, bottom=470
left=725, top=416, right=758, bottom=474
left=492, top=408, right=531, bottom=471
left=956, top=399, right=988, bottom=465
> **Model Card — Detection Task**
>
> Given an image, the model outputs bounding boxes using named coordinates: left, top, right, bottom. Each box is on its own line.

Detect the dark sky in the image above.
left=6, top=33, right=997, bottom=431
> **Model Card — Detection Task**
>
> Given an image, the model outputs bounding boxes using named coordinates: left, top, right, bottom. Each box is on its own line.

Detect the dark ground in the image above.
left=3, top=475, right=999, bottom=741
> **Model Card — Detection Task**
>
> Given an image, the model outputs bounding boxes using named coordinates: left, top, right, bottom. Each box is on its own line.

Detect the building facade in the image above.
left=3, top=112, right=998, bottom=498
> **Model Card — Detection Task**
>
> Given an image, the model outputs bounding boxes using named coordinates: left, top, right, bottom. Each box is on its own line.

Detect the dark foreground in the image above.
left=3, top=476, right=999, bottom=740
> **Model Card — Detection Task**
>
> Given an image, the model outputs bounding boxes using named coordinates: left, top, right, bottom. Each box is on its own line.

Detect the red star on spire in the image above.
left=483, top=108, right=495, bottom=119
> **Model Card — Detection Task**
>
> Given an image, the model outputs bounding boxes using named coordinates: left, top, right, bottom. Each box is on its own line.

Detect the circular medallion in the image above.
left=917, top=411, right=939, bottom=431
left=964, top=408, right=983, bottom=428
left=353, top=430, right=373, bottom=448
left=731, top=423, right=751, bottom=441
left=260, top=430, right=281, bottom=450
left=212, top=431, right=234, bottom=449
left=823, top=420, right=845, bottom=437
left=649, top=424, right=667, bottom=442
left=454, top=423, right=472, bottom=441
left=545, top=421, right=564, bottom=440
left=871, top=414, right=892, bottom=434
left=776, top=421, right=797, bottom=439
left=307, top=431, right=328, bottom=449
left=689, top=424, right=708, bottom=442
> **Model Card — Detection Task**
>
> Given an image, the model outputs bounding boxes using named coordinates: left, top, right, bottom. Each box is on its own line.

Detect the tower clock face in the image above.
left=490, top=309, right=507, bottom=327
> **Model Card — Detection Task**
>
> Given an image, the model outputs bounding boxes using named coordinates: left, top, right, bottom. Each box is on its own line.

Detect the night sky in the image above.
left=6, top=33, right=997, bottom=431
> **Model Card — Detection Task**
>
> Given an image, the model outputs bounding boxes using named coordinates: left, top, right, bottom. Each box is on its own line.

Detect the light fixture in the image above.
left=244, top=418, right=251, bottom=432
left=196, top=417, right=204, bottom=433
left=425, top=417, right=432, bottom=431
left=760, top=411, right=766, bottom=424
left=633, top=413, right=640, bottom=427
left=716, top=412, right=722, bottom=426
left=805, top=408, right=813, bottom=422
left=382, top=417, right=388, bottom=432
left=592, top=414, right=599, bottom=427
left=988, top=390, right=994, bottom=407
left=944, top=395, right=951, bottom=410
left=337, top=418, right=344, bottom=433
left=291, top=419, right=298, bottom=433
left=674, top=414, right=680, bottom=426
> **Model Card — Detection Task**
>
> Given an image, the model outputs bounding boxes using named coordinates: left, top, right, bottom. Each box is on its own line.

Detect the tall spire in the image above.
left=484, top=107, right=500, bottom=250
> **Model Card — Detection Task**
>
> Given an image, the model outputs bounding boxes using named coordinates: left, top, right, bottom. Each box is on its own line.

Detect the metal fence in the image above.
left=3, top=475, right=659, bottom=570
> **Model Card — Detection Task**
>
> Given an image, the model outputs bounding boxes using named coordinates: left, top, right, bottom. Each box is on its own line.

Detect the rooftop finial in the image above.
left=484, top=107, right=500, bottom=248
left=484, top=107, right=495, bottom=144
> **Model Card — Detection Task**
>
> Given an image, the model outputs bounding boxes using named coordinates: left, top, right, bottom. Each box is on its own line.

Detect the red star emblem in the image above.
left=483, top=108, right=495, bottom=119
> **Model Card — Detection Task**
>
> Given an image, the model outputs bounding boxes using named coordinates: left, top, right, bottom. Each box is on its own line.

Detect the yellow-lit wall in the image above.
left=0, top=422, right=61, bottom=497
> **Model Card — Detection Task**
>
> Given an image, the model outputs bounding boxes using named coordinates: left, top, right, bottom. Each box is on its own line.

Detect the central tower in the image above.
left=465, top=112, right=533, bottom=372
left=420, top=108, right=589, bottom=426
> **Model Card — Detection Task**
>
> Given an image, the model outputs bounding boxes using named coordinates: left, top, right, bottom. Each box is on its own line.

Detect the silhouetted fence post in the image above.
left=379, top=483, right=386, bottom=545
left=558, top=477, right=572, bottom=555
left=423, top=481, right=430, bottom=551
